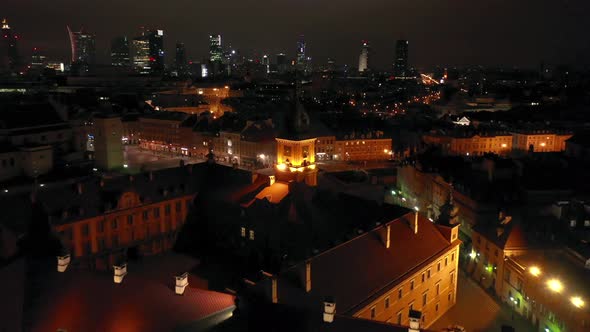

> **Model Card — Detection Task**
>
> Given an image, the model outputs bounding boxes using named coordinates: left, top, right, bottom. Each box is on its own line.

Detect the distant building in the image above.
left=423, top=131, right=513, bottom=156
left=262, top=54, right=270, bottom=74
left=30, top=47, right=47, bottom=70
left=132, top=34, right=151, bottom=74
left=0, top=18, right=20, bottom=73
left=209, top=34, right=222, bottom=62
left=92, top=114, right=124, bottom=170
left=110, top=36, right=130, bottom=67
left=296, top=35, right=307, bottom=74
left=394, top=39, right=409, bottom=78
left=511, top=130, right=572, bottom=154
left=174, top=42, right=188, bottom=77
left=131, top=28, right=164, bottom=75
left=276, top=53, right=288, bottom=74
left=67, top=26, right=96, bottom=75
left=148, top=29, right=165, bottom=74
left=358, top=40, right=369, bottom=73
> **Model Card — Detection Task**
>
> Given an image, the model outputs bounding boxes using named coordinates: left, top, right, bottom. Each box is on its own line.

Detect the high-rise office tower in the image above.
left=296, top=35, right=306, bottom=73
left=209, top=34, right=222, bottom=76
left=30, top=47, right=46, bottom=70
left=174, top=42, right=188, bottom=76
left=1, top=18, right=20, bottom=73
left=67, top=26, right=96, bottom=75
left=358, top=40, right=369, bottom=73
left=132, top=31, right=150, bottom=75
left=394, top=39, right=409, bottom=78
left=148, top=29, right=165, bottom=74
left=111, top=36, right=130, bottom=67
left=276, top=53, right=287, bottom=74
left=209, top=34, right=222, bottom=62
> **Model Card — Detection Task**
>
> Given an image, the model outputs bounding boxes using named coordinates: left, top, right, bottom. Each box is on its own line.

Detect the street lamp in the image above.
left=547, top=279, right=563, bottom=293
left=529, top=266, right=541, bottom=277
left=571, top=296, right=585, bottom=308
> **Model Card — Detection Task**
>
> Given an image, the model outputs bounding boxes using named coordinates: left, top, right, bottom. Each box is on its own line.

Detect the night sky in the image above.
left=4, top=0, right=590, bottom=69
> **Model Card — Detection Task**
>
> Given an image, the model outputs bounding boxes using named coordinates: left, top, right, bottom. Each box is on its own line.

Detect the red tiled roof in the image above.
left=28, top=254, right=235, bottom=332
left=278, top=212, right=457, bottom=314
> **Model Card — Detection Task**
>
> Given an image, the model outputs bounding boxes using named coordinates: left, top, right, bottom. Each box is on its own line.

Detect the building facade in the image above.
left=511, top=131, right=572, bottom=153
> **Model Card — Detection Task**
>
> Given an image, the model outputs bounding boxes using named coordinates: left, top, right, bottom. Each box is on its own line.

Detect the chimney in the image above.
left=408, top=310, right=422, bottom=332
left=77, top=182, right=83, bottom=195
left=261, top=271, right=278, bottom=304
left=413, top=207, right=419, bottom=234
left=113, top=263, right=127, bottom=284
left=323, top=297, right=336, bottom=323
left=175, top=272, right=189, bottom=295
left=57, top=254, right=71, bottom=272
left=305, top=260, right=312, bottom=292
left=380, top=224, right=391, bottom=248
left=272, top=276, right=278, bottom=304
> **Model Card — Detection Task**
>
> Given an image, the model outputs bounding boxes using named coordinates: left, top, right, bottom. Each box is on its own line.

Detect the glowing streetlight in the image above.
left=469, top=251, right=477, bottom=259
left=571, top=296, right=585, bottom=308
left=529, top=266, right=541, bottom=277
left=414, top=206, right=419, bottom=212
left=547, top=279, right=563, bottom=293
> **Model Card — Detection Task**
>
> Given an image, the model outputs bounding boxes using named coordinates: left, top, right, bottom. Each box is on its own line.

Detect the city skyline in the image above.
left=3, top=0, right=590, bottom=69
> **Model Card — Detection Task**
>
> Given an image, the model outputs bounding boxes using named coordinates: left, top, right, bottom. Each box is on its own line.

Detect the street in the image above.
left=430, top=271, right=535, bottom=332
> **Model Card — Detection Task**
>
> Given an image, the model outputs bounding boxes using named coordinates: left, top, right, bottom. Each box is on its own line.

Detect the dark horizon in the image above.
left=3, top=0, right=590, bottom=70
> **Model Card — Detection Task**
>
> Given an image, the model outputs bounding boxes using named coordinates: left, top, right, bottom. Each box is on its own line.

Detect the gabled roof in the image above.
left=278, top=212, right=457, bottom=314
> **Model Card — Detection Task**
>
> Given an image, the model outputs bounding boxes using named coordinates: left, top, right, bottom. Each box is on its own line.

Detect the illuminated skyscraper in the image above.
left=67, top=26, right=95, bottom=75
left=111, top=36, right=130, bottom=67
left=394, top=39, right=409, bottom=78
left=296, top=35, right=306, bottom=73
left=148, top=29, right=165, bottom=74
left=358, top=40, right=369, bottom=73
left=209, top=34, right=222, bottom=62
left=1, top=18, right=20, bottom=73
left=132, top=28, right=164, bottom=75
left=132, top=33, right=151, bottom=75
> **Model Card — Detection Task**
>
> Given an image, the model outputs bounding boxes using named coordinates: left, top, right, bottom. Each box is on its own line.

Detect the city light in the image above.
left=529, top=266, right=541, bottom=277
left=469, top=251, right=477, bottom=259
left=414, top=206, right=419, bottom=212
left=547, top=279, right=563, bottom=293
left=276, top=163, right=287, bottom=171
left=571, top=296, right=585, bottom=308
left=123, top=164, right=129, bottom=168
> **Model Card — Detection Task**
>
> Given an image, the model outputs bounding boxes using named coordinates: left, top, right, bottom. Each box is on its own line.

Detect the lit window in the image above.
left=249, top=230, right=255, bottom=240
left=240, top=227, right=246, bottom=238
